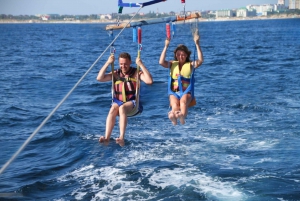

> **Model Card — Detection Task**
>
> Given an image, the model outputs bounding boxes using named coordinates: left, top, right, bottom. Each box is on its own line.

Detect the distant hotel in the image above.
left=289, top=0, right=300, bottom=9
left=215, top=0, right=299, bottom=18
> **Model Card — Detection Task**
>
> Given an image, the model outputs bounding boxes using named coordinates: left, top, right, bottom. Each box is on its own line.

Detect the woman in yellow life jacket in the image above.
left=159, top=31, right=203, bottom=125
left=97, top=52, right=153, bottom=146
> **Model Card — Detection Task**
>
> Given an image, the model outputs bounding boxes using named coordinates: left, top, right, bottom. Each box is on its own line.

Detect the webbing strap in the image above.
left=126, top=50, right=141, bottom=117
left=121, top=79, right=127, bottom=102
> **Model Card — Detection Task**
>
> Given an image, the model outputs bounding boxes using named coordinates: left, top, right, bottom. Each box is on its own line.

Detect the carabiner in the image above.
left=110, top=46, right=116, bottom=55
left=138, top=44, right=143, bottom=52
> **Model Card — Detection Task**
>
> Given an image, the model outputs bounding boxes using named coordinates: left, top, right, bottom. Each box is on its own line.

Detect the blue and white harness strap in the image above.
left=167, top=62, right=195, bottom=100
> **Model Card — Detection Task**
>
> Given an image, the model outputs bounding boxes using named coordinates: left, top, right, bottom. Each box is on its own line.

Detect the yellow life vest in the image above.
left=170, top=61, right=192, bottom=92
left=168, top=61, right=196, bottom=107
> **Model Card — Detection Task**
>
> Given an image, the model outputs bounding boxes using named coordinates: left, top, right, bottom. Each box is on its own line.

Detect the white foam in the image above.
left=203, top=136, right=247, bottom=148
left=54, top=118, right=256, bottom=200
left=247, top=140, right=279, bottom=151
left=148, top=166, right=245, bottom=200
left=58, top=165, right=156, bottom=201
left=254, top=157, right=277, bottom=164
left=56, top=163, right=246, bottom=201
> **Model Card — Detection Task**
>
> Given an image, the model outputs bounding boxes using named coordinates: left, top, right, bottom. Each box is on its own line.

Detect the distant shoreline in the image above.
left=208, top=15, right=300, bottom=22
left=0, top=15, right=299, bottom=24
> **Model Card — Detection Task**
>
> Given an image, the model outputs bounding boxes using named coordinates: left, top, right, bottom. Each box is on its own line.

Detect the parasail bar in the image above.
left=118, top=0, right=166, bottom=7
left=106, top=13, right=200, bottom=30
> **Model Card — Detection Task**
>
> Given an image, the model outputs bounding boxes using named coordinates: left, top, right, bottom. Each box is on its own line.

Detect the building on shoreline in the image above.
left=289, top=0, right=300, bottom=9
left=215, top=1, right=291, bottom=19
left=237, top=8, right=257, bottom=17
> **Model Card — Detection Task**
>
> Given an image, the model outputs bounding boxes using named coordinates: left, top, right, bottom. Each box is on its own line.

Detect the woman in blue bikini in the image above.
left=159, top=31, right=203, bottom=125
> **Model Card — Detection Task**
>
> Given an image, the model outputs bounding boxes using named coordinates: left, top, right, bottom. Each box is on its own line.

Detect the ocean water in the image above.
left=0, top=18, right=300, bottom=200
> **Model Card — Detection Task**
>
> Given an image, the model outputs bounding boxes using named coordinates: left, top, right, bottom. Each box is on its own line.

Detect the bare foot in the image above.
left=168, top=111, right=177, bottom=125
left=116, top=138, right=125, bottom=147
left=177, top=112, right=185, bottom=125
left=99, top=136, right=108, bottom=143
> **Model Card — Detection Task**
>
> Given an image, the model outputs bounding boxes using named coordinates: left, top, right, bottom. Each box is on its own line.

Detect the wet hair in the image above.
left=173, top=44, right=191, bottom=62
left=119, top=52, right=131, bottom=61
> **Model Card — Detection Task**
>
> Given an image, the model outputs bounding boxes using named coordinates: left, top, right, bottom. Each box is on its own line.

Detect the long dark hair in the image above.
left=173, top=44, right=191, bottom=62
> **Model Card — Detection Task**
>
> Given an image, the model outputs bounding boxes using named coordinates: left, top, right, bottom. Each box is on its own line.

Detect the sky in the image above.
left=0, top=0, right=285, bottom=15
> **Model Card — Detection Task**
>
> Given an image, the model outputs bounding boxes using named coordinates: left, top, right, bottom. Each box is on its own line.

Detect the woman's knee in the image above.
left=181, top=95, right=192, bottom=105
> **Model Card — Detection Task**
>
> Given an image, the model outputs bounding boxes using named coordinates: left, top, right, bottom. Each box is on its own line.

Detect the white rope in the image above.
left=0, top=6, right=143, bottom=175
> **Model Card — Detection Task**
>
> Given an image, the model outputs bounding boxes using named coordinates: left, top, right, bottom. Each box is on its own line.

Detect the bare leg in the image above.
left=116, top=101, right=134, bottom=145
left=169, top=95, right=180, bottom=125
left=99, top=104, right=119, bottom=143
left=178, top=94, right=193, bottom=125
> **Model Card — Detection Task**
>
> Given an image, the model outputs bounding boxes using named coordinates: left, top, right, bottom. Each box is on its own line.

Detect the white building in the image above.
left=274, top=4, right=287, bottom=11
left=41, top=15, right=50, bottom=21
left=246, top=4, right=260, bottom=12
left=99, top=14, right=112, bottom=20
left=216, top=9, right=234, bottom=18
left=289, top=0, right=300, bottom=9
left=278, top=0, right=285, bottom=5
left=246, top=4, right=274, bottom=16
left=236, top=8, right=257, bottom=17
left=259, top=4, right=274, bottom=13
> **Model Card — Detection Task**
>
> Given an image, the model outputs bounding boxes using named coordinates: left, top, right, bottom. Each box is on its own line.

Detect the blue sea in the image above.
left=0, top=18, right=300, bottom=200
